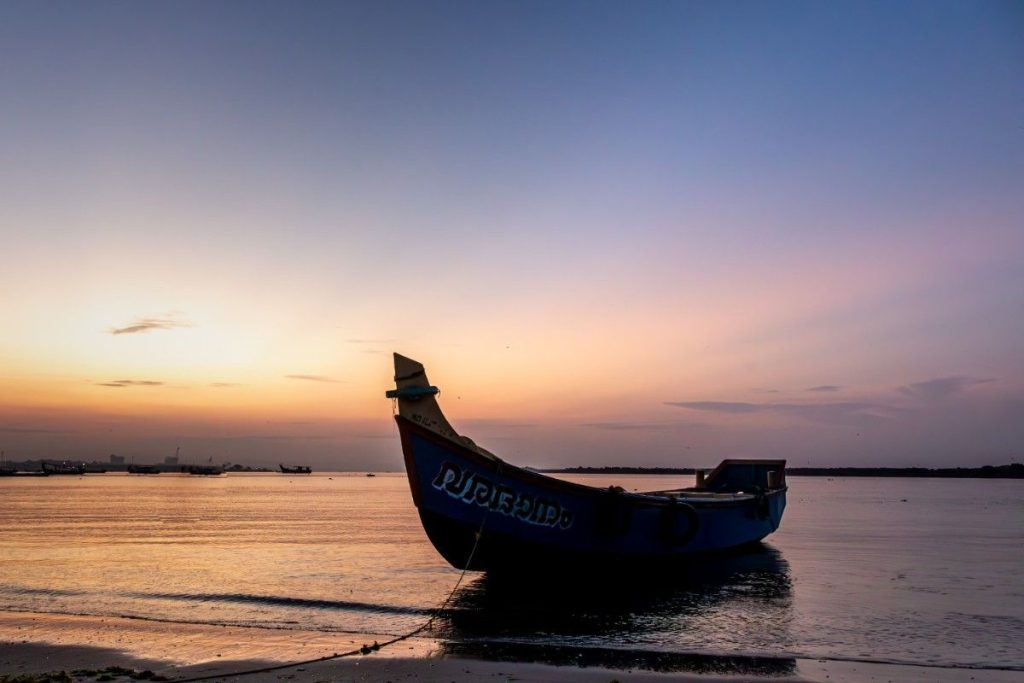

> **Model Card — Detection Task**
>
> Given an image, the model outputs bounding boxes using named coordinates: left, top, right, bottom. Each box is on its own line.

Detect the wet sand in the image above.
left=2, top=611, right=1020, bottom=683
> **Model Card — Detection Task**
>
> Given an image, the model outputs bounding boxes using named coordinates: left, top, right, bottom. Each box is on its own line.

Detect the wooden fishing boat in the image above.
left=41, top=461, right=86, bottom=475
left=177, top=447, right=223, bottom=475
left=184, top=464, right=224, bottom=475
left=127, top=464, right=161, bottom=474
left=387, top=354, right=787, bottom=572
left=279, top=464, right=312, bottom=474
left=0, top=451, right=16, bottom=476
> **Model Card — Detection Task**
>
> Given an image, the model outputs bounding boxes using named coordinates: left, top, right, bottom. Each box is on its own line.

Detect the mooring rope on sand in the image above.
left=172, top=518, right=490, bottom=682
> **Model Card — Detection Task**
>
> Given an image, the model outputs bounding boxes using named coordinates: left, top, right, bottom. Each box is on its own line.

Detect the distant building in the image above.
left=109, top=454, right=125, bottom=465
left=164, top=455, right=179, bottom=465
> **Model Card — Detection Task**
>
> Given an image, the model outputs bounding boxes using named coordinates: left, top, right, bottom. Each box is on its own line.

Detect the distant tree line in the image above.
left=544, top=463, right=1024, bottom=479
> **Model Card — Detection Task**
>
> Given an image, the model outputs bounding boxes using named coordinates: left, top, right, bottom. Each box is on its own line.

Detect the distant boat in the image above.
left=0, top=451, right=15, bottom=476
left=177, top=447, right=223, bottom=475
left=127, top=464, right=161, bottom=474
left=366, top=473, right=376, bottom=477
left=386, top=353, right=788, bottom=572
left=279, top=464, right=312, bottom=474
left=41, top=461, right=86, bottom=475
left=185, top=464, right=224, bottom=476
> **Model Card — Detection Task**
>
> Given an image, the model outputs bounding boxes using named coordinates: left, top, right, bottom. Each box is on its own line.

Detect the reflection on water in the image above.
left=134, top=592, right=432, bottom=616
left=439, top=640, right=798, bottom=677
left=437, top=544, right=794, bottom=663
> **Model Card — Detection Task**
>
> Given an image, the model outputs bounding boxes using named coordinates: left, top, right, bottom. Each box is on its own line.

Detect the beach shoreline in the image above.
left=3, top=610, right=1021, bottom=683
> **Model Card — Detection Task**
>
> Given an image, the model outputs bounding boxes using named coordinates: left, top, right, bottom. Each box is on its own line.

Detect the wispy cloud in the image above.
left=665, top=400, right=899, bottom=426
left=178, top=434, right=340, bottom=443
left=667, top=401, right=761, bottom=414
left=285, top=374, right=342, bottom=384
left=461, top=419, right=538, bottom=429
left=210, top=382, right=242, bottom=388
left=582, top=421, right=682, bottom=432
left=0, top=426, right=68, bottom=434
left=95, top=380, right=165, bottom=388
left=807, top=385, right=841, bottom=393
left=345, top=338, right=396, bottom=355
left=898, top=376, right=995, bottom=401
left=233, top=434, right=338, bottom=441
left=110, top=315, right=190, bottom=335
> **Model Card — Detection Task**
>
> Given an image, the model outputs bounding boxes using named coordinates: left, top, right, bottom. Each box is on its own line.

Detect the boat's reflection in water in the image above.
left=434, top=544, right=796, bottom=676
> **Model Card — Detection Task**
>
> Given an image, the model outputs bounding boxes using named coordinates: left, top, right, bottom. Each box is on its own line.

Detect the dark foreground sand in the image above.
left=1, top=611, right=1020, bottom=683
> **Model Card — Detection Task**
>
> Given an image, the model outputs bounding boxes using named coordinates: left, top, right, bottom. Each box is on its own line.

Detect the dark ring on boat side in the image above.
left=386, top=385, right=440, bottom=399
left=657, top=501, right=700, bottom=546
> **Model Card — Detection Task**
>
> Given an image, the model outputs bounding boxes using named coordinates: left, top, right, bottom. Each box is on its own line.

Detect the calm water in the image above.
left=0, top=473, right=1021, bottom=671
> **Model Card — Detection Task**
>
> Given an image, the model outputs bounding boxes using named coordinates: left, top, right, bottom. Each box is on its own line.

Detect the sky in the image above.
left=1, top=1, right=1022, bottom=470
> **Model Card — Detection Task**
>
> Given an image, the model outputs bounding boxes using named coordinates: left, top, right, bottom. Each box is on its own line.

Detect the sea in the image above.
left=0, top=473, right=1021, bottom=674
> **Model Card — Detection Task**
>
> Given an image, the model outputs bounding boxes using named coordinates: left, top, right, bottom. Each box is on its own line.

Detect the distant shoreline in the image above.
left=544, top=463, right=1024, bottom=479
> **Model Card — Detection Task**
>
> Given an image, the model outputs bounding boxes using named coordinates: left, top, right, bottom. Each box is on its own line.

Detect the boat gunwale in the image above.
left=396, top=415, right=786, bottom=510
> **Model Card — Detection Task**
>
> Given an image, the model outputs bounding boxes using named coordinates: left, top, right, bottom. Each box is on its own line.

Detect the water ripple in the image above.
left=132, top=591, right=431, bottom=617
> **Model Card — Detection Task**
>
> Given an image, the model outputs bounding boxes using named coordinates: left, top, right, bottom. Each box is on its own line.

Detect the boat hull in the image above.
left=183, top=465, right=224, bottom=475
left=41, top=462, right=85, bottom=475
left=398, top=417, right=786, bottom=571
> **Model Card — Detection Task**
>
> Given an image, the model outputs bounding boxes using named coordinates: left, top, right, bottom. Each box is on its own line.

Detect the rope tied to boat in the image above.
left=171, top=468, right=495, bottom=682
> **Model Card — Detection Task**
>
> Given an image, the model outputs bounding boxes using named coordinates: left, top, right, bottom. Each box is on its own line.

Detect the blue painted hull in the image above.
left=398, top=417, right=786, bottom=572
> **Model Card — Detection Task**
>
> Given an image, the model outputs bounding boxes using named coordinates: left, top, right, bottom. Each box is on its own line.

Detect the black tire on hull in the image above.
left=657, top=501, right=700, bottom=546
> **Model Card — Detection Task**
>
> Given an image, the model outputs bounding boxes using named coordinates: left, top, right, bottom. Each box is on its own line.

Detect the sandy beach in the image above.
left=3, top=611, right=1021, bottom=683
